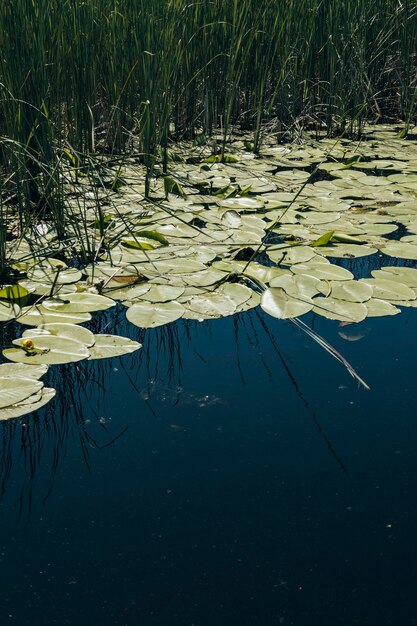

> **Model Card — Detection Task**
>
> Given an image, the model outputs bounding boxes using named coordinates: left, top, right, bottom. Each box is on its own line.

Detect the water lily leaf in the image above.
left=203, top=154, right=238, bottom=164
left=5, top=335, right=90, bottom=365
left=219, top=197, right=264, bottom=211
left=121, top=239, right=156, bottom=250
left=313, top=298, right=367, bottom=322
left=138, top=285, right=185, bottom=303
left=24, top=323, right=96, bottom=347
left=133, top=230, right=169, bottom=246
left=221, top=210, right=242, bottom=229
left=360, top=278, right=416, bottom=301
left=88, top=335, right=142, bottom=360
left=0, top=284, right=30, bottom=302
left=0, top=377, right=44, bottom=409
left=235, top=290, right=261, bottom=313
left=126, top=301, right=184, bottom=328
left=371, top=267, right=417, bottom=287
left=319, top=280, right=373, bottom=302
left=143, top=258, right=207, bottom=275
left=267, top=245, right=318, bottom=265
left=269, top=274, right=322, bottom=298
left=379, top=241, right=417, bottom=260
left=41, top=293, right=115, bottom=313
left=316, top=244, right=377, bottom=258
left=83, top=263, right=143, bottom=283
left=261, top=287, right=313, bottom=319
left=0, top=301, right=20, bottom=321
left=164, top=176, right=185, bottom=198
left=181, top=268, right=228, bottom=287
left=219, top=283, right=253, bottom=306
left=365, top=298, right=401, bottom=317
left=17, top=306, right=91, bottom=326
left=185, top=293, right=237, bottom=318
left=0, top=387, right=56, bottom=421
left=291, top=262, right=354, bottom=281
left=310, top=231, right=335, bottom=247
left=17, top=280, right=77, bottom=297
left=105, top=283, right=151, bottom=301
left=0, top=362, right=48, bottom=379
left=27, top=263, right=82, bottom=284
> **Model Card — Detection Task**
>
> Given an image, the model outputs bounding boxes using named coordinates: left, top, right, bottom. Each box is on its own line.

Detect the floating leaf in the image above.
left=24, top=323, right=96, bottom=348
left=319, top=280, right=373, bottom=302
left=185, top=293, right=236, bottom=319
left=366, top=298, right=401, bottom=317
left=261, top=287, right=313, bottom=319
left=0, top=377, right=44, bottom=409
left=164, top=176, right=185, bottom=198
left=17, top=306, right=92, bottom=326
left=0, top=284, right=30, bottom=302
left=267, top=245, right=318, bottom=265
left=291, top=262, right=354, bottom=281
left=379, top=241, right=417, bottom=260
left=88, top=335, right=142, bottom=360
left=0, top=388, right=56, bottom=421
left=310, top=231, right=335, bottom=247
left=313, top=298, right=367, bottom=322
left=371, top=267, right=417, bottom=287
left=0, top=301, right=20, bottom=321
left=41, top=293, right=115, bottom=313
left=126, top=301, right=184, bottom=328
left=138, top=285, right=185, bottom=303
left=0, top=362, right=48, bottom=379
left=4, top=335, right=90, bottom=365
left=360, top=278, right=416, bottom=302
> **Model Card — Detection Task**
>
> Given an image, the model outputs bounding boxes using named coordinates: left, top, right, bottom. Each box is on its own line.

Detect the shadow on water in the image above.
left=0, top=302, right=353, bottom=517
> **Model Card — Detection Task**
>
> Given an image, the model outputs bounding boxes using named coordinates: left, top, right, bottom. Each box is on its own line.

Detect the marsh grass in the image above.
left=0, top=0, right=416, bottom=256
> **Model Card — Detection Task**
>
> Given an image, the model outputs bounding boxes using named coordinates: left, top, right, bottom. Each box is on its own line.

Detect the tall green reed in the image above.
left=0, top=0, right=416, bottom=252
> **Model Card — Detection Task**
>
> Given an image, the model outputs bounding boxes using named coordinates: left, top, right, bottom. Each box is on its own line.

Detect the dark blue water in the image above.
left=1, top=302, right=417, bottom=626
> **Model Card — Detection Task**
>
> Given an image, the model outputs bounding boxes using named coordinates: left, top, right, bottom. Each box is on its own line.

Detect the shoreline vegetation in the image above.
left=0, top=0, right=416, bottom=231
left=0, top=1, right=417, bottom=416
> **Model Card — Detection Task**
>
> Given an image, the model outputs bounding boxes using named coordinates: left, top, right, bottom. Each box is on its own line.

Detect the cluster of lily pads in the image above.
left=1, top=124, right=417, bottom=417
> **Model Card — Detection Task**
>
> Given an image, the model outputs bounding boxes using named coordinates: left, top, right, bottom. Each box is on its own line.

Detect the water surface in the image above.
left=0, top=301, right=416, bottom=626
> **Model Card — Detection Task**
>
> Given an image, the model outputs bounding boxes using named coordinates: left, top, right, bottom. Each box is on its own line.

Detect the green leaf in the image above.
left=135, top=230, right=169, bottom=246
left=164, top=176, right=185, bottom=198
left=0, top=284, right=30, bottom=303
left=310, top=231, right=335, bottom=247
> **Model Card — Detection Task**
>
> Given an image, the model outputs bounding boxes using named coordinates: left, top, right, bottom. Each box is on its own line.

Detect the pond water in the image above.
left=1, top=263, right=417, bottom=626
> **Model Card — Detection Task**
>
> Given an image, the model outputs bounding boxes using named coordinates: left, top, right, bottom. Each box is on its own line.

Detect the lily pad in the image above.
left=0, top=362, right=48, bottom=379
left=23, top=323, right=96, bottom=348
left=41, top=293, right=116, bottom=313
left=291, top=262, right=354, bottom=281
left=0, top=301, right=20, bottom=321
left=0, top=377, right=44, bottom=409
left=312, top=298, right=367, bottom=322
left=261, top=287, right=313, bottom=319
left=365, top=298, right=401, bottom=317
left=0, top=388, right=56, bottom=421
left=360, top=278, right=416, bottom=302
left=126, top=301, right=185, bottom=328
left=17, top=306, right=92, bottom=326
left=88, top=335, right=142, bottom=360
left=4, top=335, right=90, bottom=365
left=319, top=280, right=374, bottom=302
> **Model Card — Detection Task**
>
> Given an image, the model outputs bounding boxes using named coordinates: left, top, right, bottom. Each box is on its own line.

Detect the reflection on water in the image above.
left=1, top=253, right=417, bottom=625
